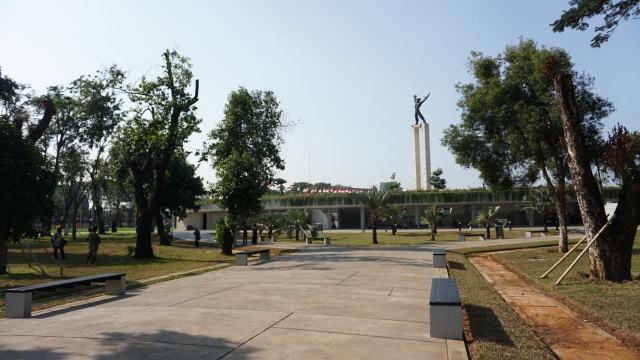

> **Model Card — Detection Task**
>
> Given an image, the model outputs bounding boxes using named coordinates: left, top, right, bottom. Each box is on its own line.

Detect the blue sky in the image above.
left=1, top=0, right=638, bottom=190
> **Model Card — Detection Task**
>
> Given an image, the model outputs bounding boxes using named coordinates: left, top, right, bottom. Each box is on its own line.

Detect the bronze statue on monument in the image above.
left=414, top=93, right=430, bottom=125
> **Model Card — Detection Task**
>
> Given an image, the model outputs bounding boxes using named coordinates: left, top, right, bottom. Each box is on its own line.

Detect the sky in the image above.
left=1, top=0, right=638, bottom=190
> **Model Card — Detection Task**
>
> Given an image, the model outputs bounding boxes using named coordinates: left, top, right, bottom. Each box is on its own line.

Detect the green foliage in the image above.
left=159, top=152, right=206, bottom=219
left=551, top=0, right=640, bottom=47
left=353, top=187, right=390, bottom=244
left=206, top=87, right=286, bottom=219
left=429, top=167, right=447, bottom=190
left=0, top=122, right=56, bottom=274
left=111, top=49, right=201, bottom=258
left=421, top=204, right=445, bottom=241
left=442, top=39, right=612, bottom=191
left=469, top=206, right=501, bottom=239
left=520, top=187, right=555, bottom=230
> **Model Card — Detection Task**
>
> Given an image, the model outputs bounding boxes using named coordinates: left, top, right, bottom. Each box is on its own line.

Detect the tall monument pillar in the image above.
left=412, top=125, right=422, bottom=190
left=412, top=123, right=432, bottom=190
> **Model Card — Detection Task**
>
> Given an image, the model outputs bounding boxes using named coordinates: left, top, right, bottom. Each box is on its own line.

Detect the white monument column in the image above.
left=422, top=123, right=432, bottom=190
left=412, top=125, right=422, bottom=190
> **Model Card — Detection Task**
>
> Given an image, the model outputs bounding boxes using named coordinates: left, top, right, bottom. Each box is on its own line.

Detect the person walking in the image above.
left=52, top=227, right=66, bottom=259
left=193, top=227, right=201, bottom=248
left=86, top=226, right=100, bottom=264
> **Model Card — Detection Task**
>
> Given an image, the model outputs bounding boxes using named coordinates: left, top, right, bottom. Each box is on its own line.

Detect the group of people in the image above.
left=50, top=226, right=100, bottom=264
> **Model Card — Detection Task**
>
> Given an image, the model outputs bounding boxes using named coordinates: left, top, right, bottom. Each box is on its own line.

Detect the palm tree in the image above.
left=520, top=188, right=555, bottom=232
left=380, top=204, right=407, bottom=235
left=354, top=187, right=390, bottom=244
left=286, top=209, right=308, bottom=241
left=469, top=206, right=500, bottom=240
left=421, top=204, right=445, bottom=241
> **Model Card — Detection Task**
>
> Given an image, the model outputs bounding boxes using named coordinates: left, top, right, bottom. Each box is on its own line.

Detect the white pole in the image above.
left=422, top=123, right=431, bottom=190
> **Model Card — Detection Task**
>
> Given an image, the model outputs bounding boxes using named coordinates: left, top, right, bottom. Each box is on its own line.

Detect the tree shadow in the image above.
left=464, top=304, right=514, bottom=346
left=448, top=261, right=466, bottom=271
left=0, top=328, right=255, bottom=360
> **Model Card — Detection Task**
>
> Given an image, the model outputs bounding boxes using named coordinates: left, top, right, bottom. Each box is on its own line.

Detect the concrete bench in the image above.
left=305, top=237, right=331, bottom=245
left=235, top=248, right=271, bottom=266
left=525, top=230, right=547, bottom=238
left=458, top=233, right=485, bottom=242
left=429, top=278, right=463, bottom=340
left=5, top=272, right=126, bottom=318
left=433, top=249, right=446, bottom=268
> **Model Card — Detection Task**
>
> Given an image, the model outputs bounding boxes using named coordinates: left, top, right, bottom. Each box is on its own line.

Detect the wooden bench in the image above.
left=433, top=249, right=446, bottom=268
left=525, top=230, right=547, bottom=238
left=429, top=278, right=463, bottom=340
left=458, top=233, right=485, bottom=242
left=5, top=272, right=126, bottom=318
left=305, top=237, right=331, bottom=245
left=235, top=248, right=271, bottom=266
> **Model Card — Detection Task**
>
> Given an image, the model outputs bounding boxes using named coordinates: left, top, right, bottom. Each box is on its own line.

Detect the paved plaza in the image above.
left=0, top=238, right=473, bottom=359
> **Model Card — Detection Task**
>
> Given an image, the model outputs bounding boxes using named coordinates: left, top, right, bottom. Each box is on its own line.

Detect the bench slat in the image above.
left=6, top=273, right=126, bottom=293
left=429, top=278, right=461, bottom=306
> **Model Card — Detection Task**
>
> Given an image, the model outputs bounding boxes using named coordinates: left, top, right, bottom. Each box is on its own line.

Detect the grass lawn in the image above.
left=1, top=228, right=638, bottom=359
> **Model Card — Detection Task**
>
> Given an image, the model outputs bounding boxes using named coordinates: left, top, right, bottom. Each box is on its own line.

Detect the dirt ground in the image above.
left=468, top=253, right=639, bottom=360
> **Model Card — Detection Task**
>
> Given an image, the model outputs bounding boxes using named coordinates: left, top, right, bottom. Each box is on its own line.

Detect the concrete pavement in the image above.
left=1, top=229, right=557, bottom=360
left=0, top=239, right=473, bottom=359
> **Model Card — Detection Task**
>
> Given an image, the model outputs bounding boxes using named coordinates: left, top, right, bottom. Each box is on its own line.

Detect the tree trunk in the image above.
left=430, top=223, right=436, bottom=241
left=554, top=73, right=615, bottom=280
left=0, top=241, right=7, bottom=275
left=133, top=208, right=155, bottom=259
left=221, top=226, right=234, bottom=255
left=485, top=224, right=491, bottom=240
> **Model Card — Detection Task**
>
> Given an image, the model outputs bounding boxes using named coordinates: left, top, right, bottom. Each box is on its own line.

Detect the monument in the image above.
left=412, top=93, right=431, bottom=190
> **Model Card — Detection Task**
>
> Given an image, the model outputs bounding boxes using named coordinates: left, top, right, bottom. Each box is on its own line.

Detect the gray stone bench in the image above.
left=429, top=278, right=463, bottom=340
left=458, top=233, right=485, bottom=242
left=235, top=248, right=271, bottom=266
left=305, top=237, right=331, bottom=245
left=433, top=249, right=446, bottom=268
left=525, top=230, right=547, bottom=237
left=5, top=272, right=126, bottom=318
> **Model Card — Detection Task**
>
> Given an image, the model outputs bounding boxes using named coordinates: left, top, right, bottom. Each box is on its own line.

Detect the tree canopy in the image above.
left=552, top=0, right=640, bottom=47
left=442, top=38, right=613, bottom=252
left=206, top=87, right=286, bottom=219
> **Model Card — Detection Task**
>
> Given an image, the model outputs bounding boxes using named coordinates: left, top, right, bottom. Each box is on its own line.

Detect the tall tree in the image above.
left=442, top=38, right=613, bottom=252
left=550, top=60, right=639, bottom=281
left=0, top=122, right=56, bottom=274
left=71, top=66, right=125, bottom=234
left=551, top=0, right=640, bottom=47
left=112, top=50, right=200, bottom=258
left=204, top=87, right=287, bottom=255
left=353, top=187, right=390, bottom=244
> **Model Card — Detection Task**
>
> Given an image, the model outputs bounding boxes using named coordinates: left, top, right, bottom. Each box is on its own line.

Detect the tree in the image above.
left=550, top=62, right=639, bottom=281
left=70, top=66, right=125, bottom=234
left=205, top=87, right=286, bottom=255
left=429, top=168, right=447, bottom=190
left=520, top=187, right=556, bottom=233
left=0, top=122, right=56, bottom=274
left=551, top=0, right=640, bottom=47
left=469, top=206, right=501, bottom=240
left=380, top=204, right=407, bottom=235
left=155, top=152, right=206, bottom=244
left=353, top=187, right=390, bottom=244
left=442, top=38, right=613, bottom=252
left=286, top=209, right=308, bottom=241
left=386, top=173, right=402, bottom=191
left=421, top=204, right=445, bottom=241
left=112, top=50, right=200, bottom=259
